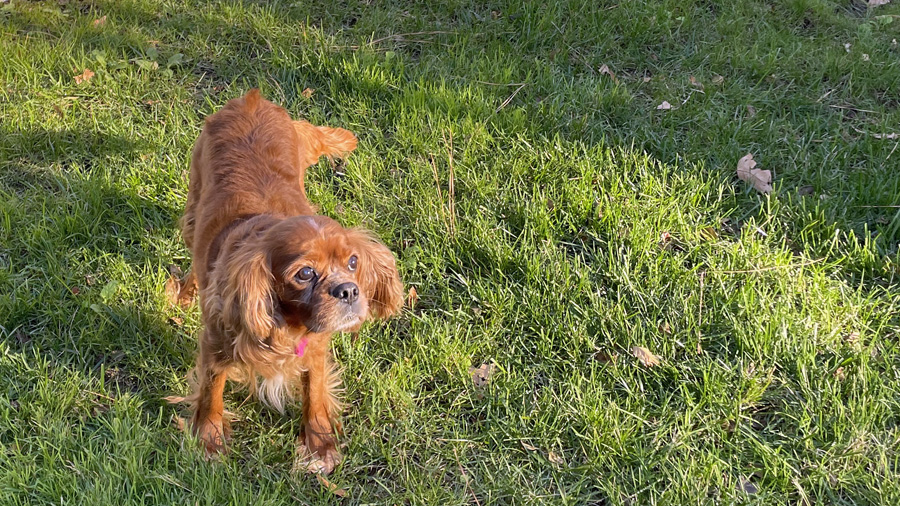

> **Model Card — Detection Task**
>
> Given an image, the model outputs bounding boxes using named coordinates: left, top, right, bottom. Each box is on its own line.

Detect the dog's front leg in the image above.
left=299, top=335, right=342, bottom=474
left=191, top=332, right=230, bottom=456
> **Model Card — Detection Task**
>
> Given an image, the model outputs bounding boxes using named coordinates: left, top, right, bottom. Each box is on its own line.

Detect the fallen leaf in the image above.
left=14, top=329, right=30, bottom=344
left=689, top=75, right=703, bottom=89
left=862, top=53, right=870, bottom=62
left=598, top=64, right=618, bottom=83
left=868, top=0, right=891, bottom=7
left=165, top=275, right=181, bottom=306
left=73, top=68, right=95, bottom=84
left=593, top=350, right=619, bottom=363
left=746, top=104, right=757, bottom=117
left=656, top=100, right=672, bottom=110
left=833, top=367, right=847, bottom=381
left=92, top=15, right=107, bottom=27
left=168, top=316, right=184, bottom=327
left=711, top=75, right=724, bottom=85
left=736, top=153, right=773, bottom=194
left=316, top=475, right=348, bottom=497
left=631, top=346, right=661, bottom=367
left=658, top=322, right=672, bottom=335
left=521, top=441, right=538, bottom=451
left=659, top=231, right=672, bottom=248
left=738, top=476, right=759, bottom=495
left=547, top=451, right=566, bottom=466
left=301, top=87, right=315, bottom=99
left=406, top=286, right=419, bottom=308
left=642, top=75, right=652, bottom=83
left=70, top=286, right=80, bottom=295
left=468, top=363, right=495, bottom=387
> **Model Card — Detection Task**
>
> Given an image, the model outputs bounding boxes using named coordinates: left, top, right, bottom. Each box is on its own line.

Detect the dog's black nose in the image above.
left=331, top=282, right=359, bottom=304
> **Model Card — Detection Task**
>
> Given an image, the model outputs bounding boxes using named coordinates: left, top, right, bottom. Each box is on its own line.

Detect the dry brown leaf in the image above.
left=689, top=75, right=703, bottom=90
left=594, top=350, right=619, bottom=364
left=168, top=316, right=184, bottom=327
left=868, top=0, right=891, bottom=7
left=598, top=64, right=618, bottom=83
left=642, top=75, right=652, bottom=83
left=658, top=322, right=672, bottom=335
left=833, top=367, right=847, bottom=381
left=547, top=451, right=566, bottom=466
left=851, top=127, right=899, bottom=140
left=164, top=275, right=181, bottom=306
left=746, top=105, right=757, bottom=117
left=659, top=231, right=672, bottom=246
left=469, top=363, right=495, bottom=387
left=656, top=100, right=672, bottom=110
left=736, top=153, right=773, bottom=194
left=74, top=68, right=94, bottom=84
left=92, top=15, right=107, bottom=27
left=712, top=75, right=724, bottom=85
left=316, top=475, right=348, bottom=497
left=406, top=286, right=419, bottom=308
left=631, top=346, right=661, bottom=367
left=738, top=476, right=759, bottom=495
left=521, top=441, right=538, bottom=451
left=301, top=87, right=315, bottom=99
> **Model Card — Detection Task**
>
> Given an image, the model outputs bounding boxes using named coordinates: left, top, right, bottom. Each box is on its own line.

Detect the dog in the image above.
left=174, top=89, right=403, bottom=474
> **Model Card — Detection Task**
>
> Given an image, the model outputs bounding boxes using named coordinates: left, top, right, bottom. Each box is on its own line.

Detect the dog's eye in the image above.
left=347, top=255, right=358, bottom=272
left=296, top=267, right=316, bottom=281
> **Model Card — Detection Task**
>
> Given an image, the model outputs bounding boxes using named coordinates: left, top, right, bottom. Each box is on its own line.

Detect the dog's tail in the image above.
left=293, top=120, right=358, bottom=163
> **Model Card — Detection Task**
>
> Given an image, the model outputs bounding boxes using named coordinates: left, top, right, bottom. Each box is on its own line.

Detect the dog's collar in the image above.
left=295, top=337, right=309, bottom=357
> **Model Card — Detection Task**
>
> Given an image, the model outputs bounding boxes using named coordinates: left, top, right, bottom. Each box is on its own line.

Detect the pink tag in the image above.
left=295, top=338, right=309, bottom=357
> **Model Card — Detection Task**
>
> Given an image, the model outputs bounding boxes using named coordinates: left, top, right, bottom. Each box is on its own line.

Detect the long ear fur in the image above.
left=213, top=243, right=276, bottom=340
left=353, top=231, right=403, bottom=320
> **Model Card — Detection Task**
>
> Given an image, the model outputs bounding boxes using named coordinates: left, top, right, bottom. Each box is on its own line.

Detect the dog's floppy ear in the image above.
left=352, top=231, right=403, bottom=320
left=214, top=242, right=276, bottom=339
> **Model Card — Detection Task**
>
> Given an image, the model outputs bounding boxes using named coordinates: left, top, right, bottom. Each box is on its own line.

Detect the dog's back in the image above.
left=180, top=89, right=357, bottom=288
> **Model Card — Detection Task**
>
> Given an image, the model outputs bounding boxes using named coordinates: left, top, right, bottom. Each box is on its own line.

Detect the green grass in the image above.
left=2, top=0, right=900, bottom=503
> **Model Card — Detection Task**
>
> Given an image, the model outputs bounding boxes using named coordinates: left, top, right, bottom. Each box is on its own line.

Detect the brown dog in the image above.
left=175, top=89, right=403, bottom=473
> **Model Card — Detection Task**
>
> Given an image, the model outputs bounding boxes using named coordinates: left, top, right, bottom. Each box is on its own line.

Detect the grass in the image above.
left=2, top=0, right=900, bottom=503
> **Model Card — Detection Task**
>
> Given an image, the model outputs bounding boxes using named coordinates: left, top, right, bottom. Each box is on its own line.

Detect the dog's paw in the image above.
left=194, top=418, right=230, bottom=458
left=295, top=430, right=342, bottom=474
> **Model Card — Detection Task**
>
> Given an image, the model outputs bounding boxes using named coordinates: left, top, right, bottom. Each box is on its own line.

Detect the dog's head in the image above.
left=212, top=215, right=403, bottom=339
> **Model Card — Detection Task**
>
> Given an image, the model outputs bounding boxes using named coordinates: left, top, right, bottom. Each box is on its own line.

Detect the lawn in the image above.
left=2, top=0, right=900, bottom=504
